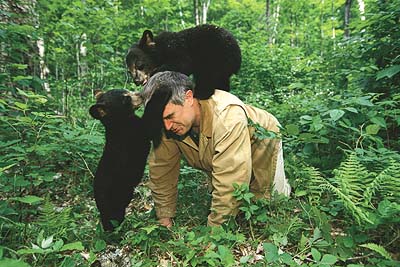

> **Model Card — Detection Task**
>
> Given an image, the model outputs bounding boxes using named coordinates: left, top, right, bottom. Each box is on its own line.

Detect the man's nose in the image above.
left=164, top=119, right=173, bottom=130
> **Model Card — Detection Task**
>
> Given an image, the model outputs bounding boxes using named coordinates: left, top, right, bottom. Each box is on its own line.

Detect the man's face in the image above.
left=162, top=91, right=195, bottom=136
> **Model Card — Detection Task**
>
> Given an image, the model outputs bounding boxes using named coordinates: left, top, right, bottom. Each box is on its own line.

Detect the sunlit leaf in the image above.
left=11, top=195, right=43, bottom=204
left=366, top=124, right=380, bottom=135
left=60, top=241, right=84, bottom=252
left=0, top=258, right=31, bottom=267
left=376, top=65, right=400, bottom=80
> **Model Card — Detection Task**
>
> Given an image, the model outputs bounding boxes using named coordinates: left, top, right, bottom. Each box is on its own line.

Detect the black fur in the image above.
left=89, top=89, right=150, bottom=231
left=142, top=85, right=173, bottom=148
left=126, top=24, right=241, bottom=99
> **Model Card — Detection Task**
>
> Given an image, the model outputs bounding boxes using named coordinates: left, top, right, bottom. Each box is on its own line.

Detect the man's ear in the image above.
left=139, top=30, right=155, bottom=47
left=185, top=90, right=194, bottom=104
left=89, top=104, right=107, bottom=119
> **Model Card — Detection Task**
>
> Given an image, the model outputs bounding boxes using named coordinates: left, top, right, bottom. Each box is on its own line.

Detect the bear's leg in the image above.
left=215, top=75, right=231, bottom=91
left=193, top=73, right=215, bottom=100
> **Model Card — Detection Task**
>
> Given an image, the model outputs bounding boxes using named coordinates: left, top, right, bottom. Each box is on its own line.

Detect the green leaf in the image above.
left=286, top=124, right=299, bottom=135
left=11, top=195, right=43, bottom=204
left=355, top=96, right=373, bottom=107
left=344, top=107, right=358, bottom=113
left=0, top=163, right=17, bottom=173
left=10, top=64, right=28, bottom=70
left=320, top=254, right=337, bottom=265
left=17, top=248, right=45, bottom=255
left=14, top=102, right=28, bottom=110
left=299, top=133, right=315, bottom=141
left=94, top=240, right=106, bottom=252
left=360, top=243, right=392, bottom=260
left=295, top=190, right=307, bottom=197
left=299, top=233, right=308, bottom=251
left=141, top=225, right=158, bottom=234
left=41, top=235, right=53, bottom=249
left=263, top=243, right=279, bottom=263
left=370, top=117, right=386, bottom=128
left=0, top=258, right=31, bottom=267
left=53, top=240, right=64, bottom=251
left=217, top=245, right=235, bottom=265
left=311, top=248, right=321, bottom=261
left=376, top=65, right=400, bottom=80
left=329, top=109, right=345, bottom=121
left=288, top=82, right=304, bottom=89
left=366, top=124, right=380, bottom=135
left=60, top=241, right=84, bottom=252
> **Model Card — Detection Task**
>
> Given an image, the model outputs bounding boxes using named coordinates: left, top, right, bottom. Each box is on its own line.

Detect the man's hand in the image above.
left=159, top=217, right=172, bottom=228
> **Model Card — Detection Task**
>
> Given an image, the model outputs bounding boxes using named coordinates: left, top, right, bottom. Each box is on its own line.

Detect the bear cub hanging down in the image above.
left=89, top=89, right=150, bottom=231
left=126, top=24, right=241, bottom=100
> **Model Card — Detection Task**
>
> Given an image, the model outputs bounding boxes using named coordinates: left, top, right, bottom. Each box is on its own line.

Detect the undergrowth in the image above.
left=1, top=89, right=399, bottom=266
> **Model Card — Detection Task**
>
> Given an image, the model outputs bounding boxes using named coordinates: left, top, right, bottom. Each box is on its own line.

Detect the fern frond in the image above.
left=333, top=153, right=373, bottom=204
left=359, top=243, right=392, bottom=260
left=303, top=166, right=328, bottom=204
left=37, top=197, right=73, bottom=238
left=321, top=183, right=373, bottom=225
left=363, top=171, right=386, bottom=208
left=379, top=159, right=400, bottom=203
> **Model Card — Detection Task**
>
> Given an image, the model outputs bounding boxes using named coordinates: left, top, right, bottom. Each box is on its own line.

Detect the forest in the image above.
left=0, top=0, right=399, bottom=266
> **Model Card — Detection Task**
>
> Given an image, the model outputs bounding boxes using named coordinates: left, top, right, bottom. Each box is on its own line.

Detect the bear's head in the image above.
left=125, top=30, right=158, bottom=86
left=89, top=89, right=142, bottom=127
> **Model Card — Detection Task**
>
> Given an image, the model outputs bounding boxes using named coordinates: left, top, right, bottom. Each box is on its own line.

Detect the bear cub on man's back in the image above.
left=89, top=89, right=150, bottom=231
left=126, top=24, right=241, bottom=100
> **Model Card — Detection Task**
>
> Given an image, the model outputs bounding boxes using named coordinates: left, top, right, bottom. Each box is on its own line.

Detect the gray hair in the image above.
left=141, top=71, right=194, bottom=106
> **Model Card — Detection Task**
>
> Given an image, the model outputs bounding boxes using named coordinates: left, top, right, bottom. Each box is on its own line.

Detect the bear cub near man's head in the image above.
left=126, top=24, right=241, bottom=100
left=89, top=89, right=150, bottom=231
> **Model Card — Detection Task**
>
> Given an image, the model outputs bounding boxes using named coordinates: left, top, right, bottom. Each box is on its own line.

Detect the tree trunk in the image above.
left=37, top=38, right=50, bottom=92
left=194, top=0, right=200, bottom=25
left=201, top=0, right=210, bottom=24
left=266, top=0, right=271, bottom=44
left=271, top=0, right=280, bottom=44
left=193, top=0, right=210, bottom=25
left=178, top=0, right=186, bottom=28
left=357, top=0, right=365, bottom=20
left=344, top=0, right=352, bottom=39
left=331, top=0, right=336, bottom=49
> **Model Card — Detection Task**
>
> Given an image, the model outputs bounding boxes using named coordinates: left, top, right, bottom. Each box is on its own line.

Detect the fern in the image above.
left=359, top=243, right=393, bottom=260
left=303, top=166, right=328, bottom=204
left=333, top=153, right=373, bottom=203
left=363, top=171, right=385, bottom=208
left=378, top=159, right=400, bottom=203
left=37, top=197, right=73, bottom=238
left=321, top=183, right=373, bottom=225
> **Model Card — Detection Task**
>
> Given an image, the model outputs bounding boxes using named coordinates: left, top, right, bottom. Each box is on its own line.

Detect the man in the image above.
left=141, top=71, right=291, bottom=227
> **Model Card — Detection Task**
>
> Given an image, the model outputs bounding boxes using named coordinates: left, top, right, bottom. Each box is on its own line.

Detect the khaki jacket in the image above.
left=148, top=90, right=281, bottom=226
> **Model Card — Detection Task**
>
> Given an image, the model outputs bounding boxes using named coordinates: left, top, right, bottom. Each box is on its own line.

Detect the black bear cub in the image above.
left=126, top=24, right=241, bottom=99
left=89, top=89, right=150, bottom=231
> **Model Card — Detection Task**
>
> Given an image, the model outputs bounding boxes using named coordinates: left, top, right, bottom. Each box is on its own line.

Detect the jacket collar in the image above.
left=198, top=99, right=213, bottom=138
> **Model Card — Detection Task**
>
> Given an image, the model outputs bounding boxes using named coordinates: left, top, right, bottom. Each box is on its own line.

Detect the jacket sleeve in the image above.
left=148, top=135, right=181, bottom=219
left=208, top=105, right=252, bottom=226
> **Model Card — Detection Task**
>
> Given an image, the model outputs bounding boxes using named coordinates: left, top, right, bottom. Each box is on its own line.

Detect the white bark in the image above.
left=357, top=0, right=365, bottom=20
left=37, top=38, right=50, bottom=92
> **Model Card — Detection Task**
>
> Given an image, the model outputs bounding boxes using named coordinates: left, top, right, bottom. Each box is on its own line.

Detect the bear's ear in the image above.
left=89, top=104, right=107, bottom=119
left=139, top=30, right=155, bottom=47
left=94, top=89, right=104, bottom=100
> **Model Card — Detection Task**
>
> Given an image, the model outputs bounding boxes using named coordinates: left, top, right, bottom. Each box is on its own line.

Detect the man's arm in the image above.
left=208, top=105, right=252, bottom=226
left=148, top=135, right=181, bottom=223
